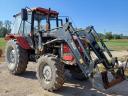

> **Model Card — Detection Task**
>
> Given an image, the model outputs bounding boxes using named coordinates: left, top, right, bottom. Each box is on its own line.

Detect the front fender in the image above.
left=5, top=35, right=31, bottom=49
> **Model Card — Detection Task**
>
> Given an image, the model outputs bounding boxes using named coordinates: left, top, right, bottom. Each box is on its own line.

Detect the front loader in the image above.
left=5, top=7, right=128, bottom=91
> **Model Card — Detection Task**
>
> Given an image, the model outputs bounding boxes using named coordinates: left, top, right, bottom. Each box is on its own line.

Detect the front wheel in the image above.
left=37, top=54, right=64, bottom=91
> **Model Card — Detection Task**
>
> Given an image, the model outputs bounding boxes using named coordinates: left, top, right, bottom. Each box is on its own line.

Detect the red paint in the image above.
left=16, top=36, right=30, bottom=49
left=63, top=43, right=83, bottom=61
left=63, top=44, right=74, bottom=61
left=63, top=55, right=74, bottom=61
left=5, top=34, right=16, bottom=40
left=35, top=7, right=59, bottom=16
left=63, top=44, right=71, bottom=53
left=5, top=34, right=31, bottom=49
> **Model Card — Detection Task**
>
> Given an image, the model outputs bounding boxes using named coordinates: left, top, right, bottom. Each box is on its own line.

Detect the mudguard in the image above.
left=5, top=35, right=31, bottom=49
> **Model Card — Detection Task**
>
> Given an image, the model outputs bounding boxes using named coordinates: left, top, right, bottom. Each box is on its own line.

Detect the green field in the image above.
left=0, top=38, right=6, bottom=52
left=0, top=38, right=5, bottom=62
left=0, top=38, right=128, bottom=51
left=105, top=39, right=128, bottom=51
left=0, top=38, right=6, bottom=47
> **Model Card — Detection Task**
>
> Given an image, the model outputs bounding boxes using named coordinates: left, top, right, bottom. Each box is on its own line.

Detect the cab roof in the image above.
left=15, top=7, right=59, bottom=17
left=33, top=7, right=59, bottom=16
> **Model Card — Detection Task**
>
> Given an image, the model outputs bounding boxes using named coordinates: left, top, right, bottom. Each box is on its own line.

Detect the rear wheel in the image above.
left=5, top=40, right=28, bottom=75
left=37, top=54, right=64, bottom=91
left=70, top=66, right=88, bottom=80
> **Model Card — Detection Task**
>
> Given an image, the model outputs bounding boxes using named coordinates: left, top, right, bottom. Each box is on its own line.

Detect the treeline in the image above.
left=99, top=32, right=128, bottom=40
left=0, top=20, right=11, bottom=37
left=0, top=21, right=128, bottom=40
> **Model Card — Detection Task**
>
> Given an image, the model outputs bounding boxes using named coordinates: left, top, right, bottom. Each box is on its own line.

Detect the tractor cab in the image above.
left=32, top=7, right=61, bottom=32
left=11, top=7, right=63, bottom=35
left=6, top=7, right=67, bottom=49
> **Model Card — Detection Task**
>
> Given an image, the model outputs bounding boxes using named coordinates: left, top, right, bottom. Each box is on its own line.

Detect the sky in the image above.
left=0, top=0, right=128, bottom=35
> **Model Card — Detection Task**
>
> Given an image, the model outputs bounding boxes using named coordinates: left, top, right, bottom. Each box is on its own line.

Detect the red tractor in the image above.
left=5, top=7, right=127, bottom=91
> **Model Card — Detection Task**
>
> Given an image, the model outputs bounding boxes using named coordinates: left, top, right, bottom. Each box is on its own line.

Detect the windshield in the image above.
left=11, top=15, right=21, bottom=34
left=34, top=12, right=62, bottom=32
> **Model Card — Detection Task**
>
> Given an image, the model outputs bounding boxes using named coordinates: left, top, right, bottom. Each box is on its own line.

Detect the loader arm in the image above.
left=47, top=22, right=95, bottom=77
left=43, top=22, right=126, bottom=89
left=80, top=26, right=126, bottom=89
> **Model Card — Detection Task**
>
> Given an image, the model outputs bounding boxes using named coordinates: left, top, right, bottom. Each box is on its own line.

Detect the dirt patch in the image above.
left=0, top=63, right=128, bottom=96
left=0, top=56, right=4, bottom=63
left=0, top=51, right=128, bottom=96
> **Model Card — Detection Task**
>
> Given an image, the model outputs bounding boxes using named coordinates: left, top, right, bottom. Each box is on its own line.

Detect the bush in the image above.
left=105, top=32, right=113, bottom=40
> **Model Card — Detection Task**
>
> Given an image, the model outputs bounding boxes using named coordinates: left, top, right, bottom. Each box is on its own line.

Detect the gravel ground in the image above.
left=0, top=50, right=128, bottom=96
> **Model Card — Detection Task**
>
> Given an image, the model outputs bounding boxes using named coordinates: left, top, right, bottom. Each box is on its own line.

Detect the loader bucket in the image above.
left=101, top=70, right=125, bottom=89
left=92, top=64, right=127, bottom=90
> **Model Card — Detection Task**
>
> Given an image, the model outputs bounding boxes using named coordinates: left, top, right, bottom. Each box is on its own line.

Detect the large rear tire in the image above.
left=5, top=40, right=28, bottom=75
left=37, top=54, right=64, bottom=91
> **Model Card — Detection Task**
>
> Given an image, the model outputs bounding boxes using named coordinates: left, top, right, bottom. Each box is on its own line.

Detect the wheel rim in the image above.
left=42, top=64, right=52, bottom=84
left=7, top=48, right=16, bottom=64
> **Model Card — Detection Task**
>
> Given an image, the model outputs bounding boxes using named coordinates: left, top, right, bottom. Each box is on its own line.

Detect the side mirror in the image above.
left=21, top=8, right=28, bottom=21
left=66, top=18, right=69, bottom=22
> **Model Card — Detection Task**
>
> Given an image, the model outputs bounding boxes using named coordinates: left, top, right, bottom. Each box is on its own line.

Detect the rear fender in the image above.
left=5, top=35, right=31, bottom=49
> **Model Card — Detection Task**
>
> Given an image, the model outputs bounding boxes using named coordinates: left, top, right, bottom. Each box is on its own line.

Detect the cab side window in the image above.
left=19, top=13, right=31, bottom=36
left=11, top=15, right=21, bottom=34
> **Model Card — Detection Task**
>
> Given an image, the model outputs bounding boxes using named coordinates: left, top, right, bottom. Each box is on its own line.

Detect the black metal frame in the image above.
left=38, top=22, right=125, bottom=89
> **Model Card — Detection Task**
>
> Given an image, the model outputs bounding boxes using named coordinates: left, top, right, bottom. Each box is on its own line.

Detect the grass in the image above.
left=0, top=38, right=6, bottom=47
left=0, top=38, right=6, bottom=62
left=0, top=38, right=6, bottom=53
left=0, top=38, right=128, bottom=54
left=105, top=39, right=128, bottom=51
left=0, top=38, right=128, bottom=50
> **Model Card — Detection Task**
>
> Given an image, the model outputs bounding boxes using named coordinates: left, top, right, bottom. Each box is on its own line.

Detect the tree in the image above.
left=98, top=33, right=105, bottom=39
left=120, top=34, right=123, bottom=39
left=0, top=21, right=3, bottom=29
left=4, top=20, right=11, bottom=34
left=0, top=21, right=3, bottom=37
left=113, top=34, right=124, bottom=39
left=0, top=27, right=8, bottom=37
left=0, top=20, right=11, bottom=37
left=105, top=32, right=113, bottom=40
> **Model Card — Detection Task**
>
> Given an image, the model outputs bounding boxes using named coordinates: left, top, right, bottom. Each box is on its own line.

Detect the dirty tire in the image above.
left=5, top=40, right=28, bottom=75
left=70, top=66, right=88, bottom=81
left=37, top=54, right=64, bottom=91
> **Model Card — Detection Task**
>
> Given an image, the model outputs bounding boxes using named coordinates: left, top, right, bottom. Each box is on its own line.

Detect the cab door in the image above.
left=18, top=13, right=33, bottom=48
